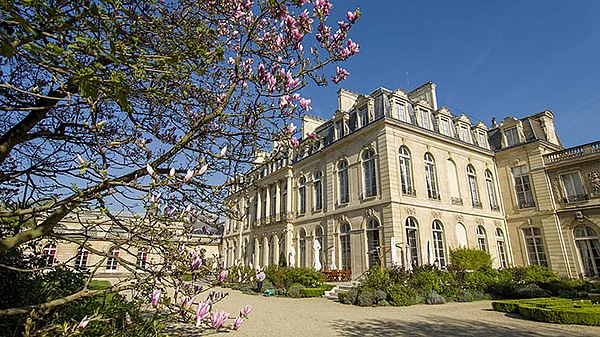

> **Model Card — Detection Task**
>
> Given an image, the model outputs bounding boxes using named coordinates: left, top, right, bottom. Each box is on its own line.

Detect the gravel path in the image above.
left=167, top=289, right=600, bottom=337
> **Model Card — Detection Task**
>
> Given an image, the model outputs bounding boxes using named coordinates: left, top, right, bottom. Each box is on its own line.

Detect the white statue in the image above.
left=313, top=239, right=322, bottom=271
left=289, top=246, right=296, bottom=268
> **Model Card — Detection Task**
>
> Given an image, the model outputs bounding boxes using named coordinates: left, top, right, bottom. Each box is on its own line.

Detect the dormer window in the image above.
left=359, top=106, right=368, bottom=127
left=505, top=127, right=519, bottom=147
left=396, top=102, right=408, bottom=122
left=459, top=124, right=471, bottom=143
left=419, top=109, right=430, bottom=130
left=335, top=120, right=345, bottom=139
left=439, top=117, right=451, bottom=136
left=477, top=131, right=488, bottom=149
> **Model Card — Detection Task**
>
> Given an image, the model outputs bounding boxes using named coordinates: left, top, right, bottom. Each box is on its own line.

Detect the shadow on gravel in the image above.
left=330, top=317, right=590, bottom=337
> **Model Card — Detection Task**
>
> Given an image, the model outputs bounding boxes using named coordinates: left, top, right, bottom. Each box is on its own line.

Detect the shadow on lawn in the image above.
left=330, top=316, right=596, bottom=337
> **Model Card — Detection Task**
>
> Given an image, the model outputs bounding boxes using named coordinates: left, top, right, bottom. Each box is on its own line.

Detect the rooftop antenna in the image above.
left=406, top=70, right=410, bottom=89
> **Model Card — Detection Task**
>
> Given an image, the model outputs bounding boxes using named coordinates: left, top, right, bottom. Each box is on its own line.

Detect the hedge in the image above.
left=300, top=287, right=327, bottom=298
left=492, top=298, right=600, bottom=326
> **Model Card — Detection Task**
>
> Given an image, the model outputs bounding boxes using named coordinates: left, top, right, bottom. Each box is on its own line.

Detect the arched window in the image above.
left=315, top=225, right=325, bottom=267
left=106, top=246, right=119, bottom=271
left=424, top=153, right=439, bottom=199
left=495, top=228, right=508, bottom=268
left=337, top=160, right=349, bottom=204
left=432, top=221, right=446, bottom=268
left=340, top=223, right=351, bottom=270
left=75, top=247, right=89, bottom=269
left=485, top=170, right=499, bottom=210
left=269, top=236, right=275, bottom=266
left=456, top=223, right=468, bottom=248
left=137, top=247, right=148, bottom=269
left=298, top=176, right=306, bottom=214
left=447, top=159, right=461, bottom=204
left=278, top=234, right=286, bottom=266
left=367, top=218, right=380, bottom=268
left=574, top=226, right=600, bottom=277
left=42, top=243, right=57, bottom=267
left=405, top=217, right=420, bottom=267
left=467, top=165, right=481, bottom=207
left=299, top=228, right=307, bottom=268
left=362, top=149, right=377, bottom=197
left=477, top=226, right=488, bottom=252
left=399, top=146, right=414, bottom=195
left=314, top=171, right=323, bottom=211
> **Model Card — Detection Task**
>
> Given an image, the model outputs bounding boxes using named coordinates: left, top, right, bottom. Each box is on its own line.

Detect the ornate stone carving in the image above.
left=476, top=218, right=484, bottom=225
left=551, top=177, right=562, bottom=199
left=431, top=211, right=441, bottom=219
left=588, top=171, right=600, bottom=195
left=455, top=214, right=464, bottom=222
left=405, top=207, right=416, bottom=216
left=494, top=220, right=502, bottom=227
left=339, top=214, right=348, bottom=224
left=365, top=208, right=375, bottom=217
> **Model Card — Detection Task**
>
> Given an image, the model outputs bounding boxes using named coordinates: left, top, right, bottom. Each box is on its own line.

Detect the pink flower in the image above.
left=77, top=316, right=91, bottom=330
left=287, top=123, right=297, bottom=134
left=183, top=169, right=194, bottom=182
left=286, top=72, right=300, bottom=89
left=196, top=301, right=211, bottom=327
left=210, top=311, right=230, bottom=330
left=151, top=289, right=161, bottom=308
left=182, top=297, right=193, bottom=309
left=279, top=95, right=291, bottom=109
left=76, top=154, right=85, bottom=165
left=314, top=0, right=333, bottom=16
left=347, top=39, right=360, bottom=54
left=169, top=167, right=176, bottom=177
left=289, top=137, right=299, bottom=148
left=346, top=10, right=360, bottom=23
left=233, top=316, right=244, bottom=330
left=291, top=93, right=301, bottom=101
left=146, top=163, right=155, bottom=176
left=219, top=270, right=229, bottom=282
left=299, top=98, right=312, bottom=110
left=256, top=271, right=266, bottom=282
left=198, top=164, right=209, bottom=176
left=190, top=251, right=202, bottom=270
left=307, top=132, right=317, bottom=140
left=240, top=304, right=252, bottom=318
left=333, top=66, right=350, bottom=84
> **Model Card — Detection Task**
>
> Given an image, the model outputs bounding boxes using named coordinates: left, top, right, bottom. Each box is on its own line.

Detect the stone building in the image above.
left=490, top=113, right=600, bottom=278
left=223, top=82, right=512, bottom=279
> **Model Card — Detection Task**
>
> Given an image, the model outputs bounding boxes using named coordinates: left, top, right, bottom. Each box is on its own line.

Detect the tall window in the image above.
left=432, top=221, right=446, bottom=268
left=359, top=107, right=368, bottom=127
left=476, top=226, right=488, bottom=252
left=340, top=223, right=351, bottom=270
left=399, top=146, right=414, bottom=195
left=335, top=120, right=345, bottom=139
left=477, top=132, right=488, bottom=149
left=467, top=165, right=481, bottom=207
left=42, top=243, right=57, bottom=267
left=261, top=189, right=267, bottom=218
left=504, top=127, right=519, bottom=146
left=366, top=218, right=380, bottom=268
left=424, top=153, right=439, bottom=199
left=485, top=170, right=499, bottom=210
left=106, top=247, right=119, bottom=271
left=281, top=183, right=287, bottom=213
left=405, top=217, right=420, bottom=267
left=459, top=125, right=471, bottom=143
left=420, top=109, right=430, bottom=129
left=298, top=177, right=306, bottom=214
left=496, top=228, right=508, bottom=268
left=363, top=149, right=377, bottom=197
left=560, top=172, right=587, bottom=203
left=314, top=171, right=323, bottom=210
left=523, top=228, right=547, bottom=267
left=269, top=236, right=275, bottom=266
left=137, top=247, right=148, bottom=269
left=252, top=196, right=258, bottom=222
left=75, top=247, right=89, bottom=269
left=574, top=226, right=600, bottom=277
left=278, top=234, right=286, bottom=266
left=271, top=186, right=277, bottom=216
left=396, top=102, right=408, bottom=122
left=447, top=159, right=461, bottom=204
left=512, top=165, right=535, bottom=208
left=337, top=160, right=349, bottom=204
left=439, top=117, right=451, bottom=136
left=299, top=228, right=307, bottom=268
left=315, top=225, right=325, bottom=267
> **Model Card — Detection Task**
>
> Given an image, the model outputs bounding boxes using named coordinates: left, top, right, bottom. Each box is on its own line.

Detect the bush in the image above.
left=454, top=289, right=476, bottom=302
left=278, top=251, right=287, bottom=267
left=408, top=265, right=459, bottom=299
left=300, top=287, right=326, bottom=297
left=342, top=288, right=358, bottom=305
left=378, top=299, right=390, bottom=306
left=337, top=291, right=348, bottom=304
left=449, top=248, right=492, bottom=271
left=507, top=266, right=560, bottom=284
left=515, top=284, right=551, bottom=299
left=287, top=284, right=305, bottom=298
left=357, top=291, right=375, bottom=306
left=373, top=290, right=387, bottom=302
left=387, top=285, right=417, bottom=306
left=492, top=298, right=600, bottom=326
left=360, top=265, right=393, bottom=293
left=425, top=290, right=446, bottom=305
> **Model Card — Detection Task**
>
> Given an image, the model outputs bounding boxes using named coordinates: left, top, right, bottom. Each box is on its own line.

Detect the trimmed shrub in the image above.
left=337, top=291, right=348, bottom=304
left=357, top=291, right=376, bottom=307
left=378, top=299, right=390, bottom=306
left=322, top=283, right=335, bottom=291
left=507, top=265, right=560, bottom=284
left=343, top=288, right=359, bottom=305
left=287, top=283, right=305, bottom=298
left=300, top=287, right=326, bottom=297
left=425, top=290, right=446, bottom=305
left=373, top=290, right=387, bottom=303
left=388, top=285, right=417, bottom=306
left=515, top=284, right=551, bottom=299
left=449, top=248, right=492, bottom=271
left=455, top=289, right=476, bottom=302
left=492, top=298, right=600, bottom=326
left=388, top=285, right=416, bottom=307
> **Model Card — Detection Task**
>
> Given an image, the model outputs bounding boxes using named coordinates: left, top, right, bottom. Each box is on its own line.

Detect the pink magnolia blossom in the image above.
left=286, top=72, right=300, bottom=89
left=347, top=39, right=360, bottom=54
left=333, top=66, right=350, bottom=84
left=146, top=163, right=155, bottom=176
left=240, top=304, right=252, bottom=318
left=76, top=154, right=85, bottom=165
left=307, top=132, right=317, bottom=140
left=169, top=167, right=176, bottom=177
left=183, top=169, right=194, bottom=182
left=279, top=94, right=291, bottom=109
left=289, top=137, right=299, bottom=148
left=190, top=251, right=202, bottom=270
left=77, top=316, right=91, bottom=330
left=210, top=311, right=230, bottom=330
left=291, top=93, right=301, bottom=101
left=182, top=297, right=193, bottom=309
left=299, top=98, right=312, bottom=110
left=346, top=10, right=360, bottom=23
left=233, top=316, right=244, bottom=330
left=287, top=122, right=297, bottom=134
left=220, top=145, right=228, bottom=157
left=256, top=271, right=266, bottom=282
left=219, top=270, right=229, bottom=282
left=314, top=0, right=333, bottom=16
left=151, top=289, right=161, bottom=308
left=198, top=164, right=209, bottom=176
left=195, top=301, right=211, bottom=327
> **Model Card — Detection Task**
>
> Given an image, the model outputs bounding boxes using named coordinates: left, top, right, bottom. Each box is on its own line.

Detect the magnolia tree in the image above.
left=0, top=0, right=359, bottom=334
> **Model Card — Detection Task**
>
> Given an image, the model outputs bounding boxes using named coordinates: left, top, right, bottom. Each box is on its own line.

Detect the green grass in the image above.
left=88, top=280, right=112, bottom=290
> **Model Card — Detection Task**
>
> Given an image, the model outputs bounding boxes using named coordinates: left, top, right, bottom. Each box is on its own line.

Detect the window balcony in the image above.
left=518, top=201, right=536, bottom=209
left=564, top=194, right=589, bottom=204
left=402, top=188, right=417, bottom=196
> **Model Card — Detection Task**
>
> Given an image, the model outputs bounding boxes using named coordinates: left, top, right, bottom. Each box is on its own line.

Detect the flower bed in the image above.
left=492, top=298, right=600, bottom=326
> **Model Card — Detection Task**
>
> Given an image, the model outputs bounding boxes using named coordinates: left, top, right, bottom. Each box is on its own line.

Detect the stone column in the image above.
left=254, top=236, right=260, bottom=268
left=306, top=236, right=314, bottom=270
left=265, top=185, right=271, bottom=221
left=256, top=189, right=262, bottom=222
left=286, top=172, right=293, bottom=215
left=275, top=182, right=281, bottom=216
left=350, top=228, right=366, bottom=279
left=262, top=236, right=269, bottom=267
left=273, top=233, right=280, bottom=266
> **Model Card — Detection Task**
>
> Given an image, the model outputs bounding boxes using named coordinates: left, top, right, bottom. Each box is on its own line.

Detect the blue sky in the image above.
left=303, top=0, right=600, bottom=148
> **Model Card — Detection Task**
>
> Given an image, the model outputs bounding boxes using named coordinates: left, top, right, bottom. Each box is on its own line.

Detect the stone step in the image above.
left=322, top=282, right=358, bottom=301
